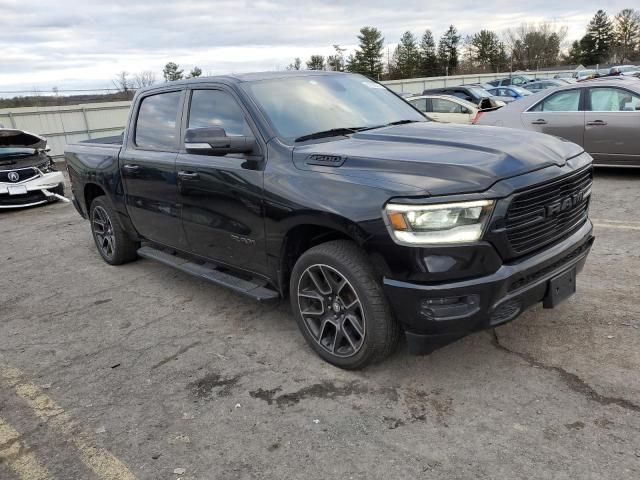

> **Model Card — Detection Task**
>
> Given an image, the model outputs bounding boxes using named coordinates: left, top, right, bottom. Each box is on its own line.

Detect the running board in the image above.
left=137, top=246, right=279, bottom=302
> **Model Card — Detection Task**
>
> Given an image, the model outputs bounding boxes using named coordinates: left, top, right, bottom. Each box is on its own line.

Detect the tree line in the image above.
left=288, top=8, right=640, bottom=80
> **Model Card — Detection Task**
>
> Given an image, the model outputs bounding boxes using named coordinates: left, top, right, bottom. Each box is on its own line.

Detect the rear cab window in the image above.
left=134, top=91, right=183, bottom=149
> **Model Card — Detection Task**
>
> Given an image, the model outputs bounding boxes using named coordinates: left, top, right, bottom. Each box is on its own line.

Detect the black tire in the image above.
left=289, top=240, right=401, bottom=369
left=89, top=196, right=139, bottom=265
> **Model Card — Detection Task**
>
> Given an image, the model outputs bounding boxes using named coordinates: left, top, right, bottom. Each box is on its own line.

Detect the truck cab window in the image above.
left=188, top=90, right=252, bottom=136
left=135, top=91, right=182, bottom=149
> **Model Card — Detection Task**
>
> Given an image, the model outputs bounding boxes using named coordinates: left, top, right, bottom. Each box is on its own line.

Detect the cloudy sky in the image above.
left=0, top=0, right=633, bottom=94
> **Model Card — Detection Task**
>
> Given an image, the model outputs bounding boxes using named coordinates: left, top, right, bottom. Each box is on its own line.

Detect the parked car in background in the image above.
left=487, top=74, right=536, bottom=87
left=476, top=79, right=640, bottom=167
left=408, top=95, right=483, bottom=124
left=0, top=128, right=66, bottom=208
left=525, top=79, right=571, bottom=93
left=486, top=86, right=533, bottom=100
left=554, top=73, right=577, bottom=83
left=422, top=85, right=512, bottom=105
left=574, top=69, right=598, bottom=81
left=609, top=65, right=640, bottom=76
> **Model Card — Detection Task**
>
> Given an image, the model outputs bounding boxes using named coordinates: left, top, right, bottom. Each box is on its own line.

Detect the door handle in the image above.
left=122, top=164, right=140, bottom=173
left=586, top=120, right=607, bottom=126
left=531, top=119, right=547, bottom=125
left=177, top=171, right=200, bottom=180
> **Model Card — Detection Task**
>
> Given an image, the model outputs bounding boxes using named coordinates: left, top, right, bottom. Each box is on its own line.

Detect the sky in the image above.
left=0, top=0, right=634, bottom=94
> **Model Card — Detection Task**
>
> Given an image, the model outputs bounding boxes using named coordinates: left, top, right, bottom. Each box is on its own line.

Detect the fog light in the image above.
left=490, top=299, right=521, bottom=325
left=419, top=295, right=480, bottom=321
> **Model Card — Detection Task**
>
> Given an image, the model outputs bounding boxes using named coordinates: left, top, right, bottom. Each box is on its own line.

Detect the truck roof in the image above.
left=137, top=70, right=346, bottom=94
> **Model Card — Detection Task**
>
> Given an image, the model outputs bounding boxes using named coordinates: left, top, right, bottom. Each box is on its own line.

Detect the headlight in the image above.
left=384, top=200, right=494, bottom=244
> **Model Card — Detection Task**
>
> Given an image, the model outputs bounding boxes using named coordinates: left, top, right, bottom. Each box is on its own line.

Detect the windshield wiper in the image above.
left=294, top=120, right=421, bottom=142
left=358, top=119, right=422, bottom=132
left=295, top=127, right=362, bottom=142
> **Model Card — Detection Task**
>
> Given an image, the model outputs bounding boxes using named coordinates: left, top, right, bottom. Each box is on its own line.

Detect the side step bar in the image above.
left=137, top=246, right=280, bottom=302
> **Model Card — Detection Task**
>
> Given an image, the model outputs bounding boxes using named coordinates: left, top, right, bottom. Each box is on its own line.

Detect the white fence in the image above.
left=0, top=101, right=130, bottom=160
left=382, top=70, right=574, bottom=94
left=0, top=70, right=574, bottom=159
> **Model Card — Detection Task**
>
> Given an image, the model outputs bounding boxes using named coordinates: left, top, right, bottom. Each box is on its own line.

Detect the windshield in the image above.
left=242, top=74, right=425, bottom=141
left=512, top=86, right=532, bottom=95
left=0, top=147, right=36, bottom=158
left=467, top=86, right=491, bottom=97
left=620, top=66, right=637, bottom=72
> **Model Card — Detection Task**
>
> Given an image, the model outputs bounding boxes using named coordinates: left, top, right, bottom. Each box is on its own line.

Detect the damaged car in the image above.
left=0, top=128, right=67, bottom=209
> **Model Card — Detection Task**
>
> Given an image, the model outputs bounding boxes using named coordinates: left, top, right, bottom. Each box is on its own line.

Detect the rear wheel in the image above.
left=289, top=240, right=400, bottom=369
left=90, top=196, right=138, bottom=265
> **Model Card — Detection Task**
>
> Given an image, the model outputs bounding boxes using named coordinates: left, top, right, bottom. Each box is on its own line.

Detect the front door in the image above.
left=521, top=88, right=585, bottom=147
left=430, top=97, right=472, bottom=124
left=176, top=87, right=267, bottom=275
left=584, top=86, right=640, bottom=165
left=120, top=89, right=186, bottom=249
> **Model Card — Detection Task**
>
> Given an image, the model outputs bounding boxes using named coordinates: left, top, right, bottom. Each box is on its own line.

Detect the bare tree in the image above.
left=113, top=71, right=132, bottom=93
left=133, top=71, right=157, bottom=88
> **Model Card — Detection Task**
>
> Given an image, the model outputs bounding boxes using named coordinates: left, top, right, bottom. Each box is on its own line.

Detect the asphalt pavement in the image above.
left=0, top=169, right=638, bottom=479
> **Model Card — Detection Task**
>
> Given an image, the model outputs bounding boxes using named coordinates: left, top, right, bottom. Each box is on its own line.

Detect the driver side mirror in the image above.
left=184, top=126, right=255, bottom=156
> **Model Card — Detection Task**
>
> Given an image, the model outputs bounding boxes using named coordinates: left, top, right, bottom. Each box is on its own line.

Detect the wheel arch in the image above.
left=276, top=214, right=371, bottom=296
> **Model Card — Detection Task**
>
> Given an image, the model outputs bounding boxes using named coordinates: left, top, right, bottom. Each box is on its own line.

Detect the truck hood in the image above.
left=293, top=122, right=584, bottom=195
left=0, top=129, right=47, bottom=150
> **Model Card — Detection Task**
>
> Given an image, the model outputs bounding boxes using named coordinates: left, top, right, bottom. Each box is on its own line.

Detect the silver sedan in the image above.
left=477, top=78, right=640, bottom=167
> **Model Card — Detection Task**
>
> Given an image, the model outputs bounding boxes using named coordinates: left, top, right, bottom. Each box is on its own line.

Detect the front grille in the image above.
left=505, top=167, right=592, bottom=256
left=0, top=190, right=47, bottom=207
left=0, top=167, right=38, bottom=183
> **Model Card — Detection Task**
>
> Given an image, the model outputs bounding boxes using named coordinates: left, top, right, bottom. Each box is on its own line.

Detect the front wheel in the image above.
left=90, top=196, right=139, bottom=265
left=289, top=240, right=400, bottom=369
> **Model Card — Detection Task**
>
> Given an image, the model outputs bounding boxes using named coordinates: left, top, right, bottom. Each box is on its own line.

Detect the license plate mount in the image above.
left=543, top=267, right=576, bottom=308
left=8, top=185, right=28, bottom=195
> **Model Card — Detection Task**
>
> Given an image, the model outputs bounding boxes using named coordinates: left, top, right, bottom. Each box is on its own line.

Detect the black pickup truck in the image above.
left=65, top=71, right=594, bottom=369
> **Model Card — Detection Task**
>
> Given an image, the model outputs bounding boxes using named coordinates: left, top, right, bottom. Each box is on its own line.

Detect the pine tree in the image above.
left=613, top=9, right=640, bottom=62
left=565, top=40, right=584, bottom=65
left=306, top=55, right=326, bottom=70
left=580, top=10, right=614, bottom=65
left=394, top=31, right=420, bottom=79
left=437, top=25, right=461, bottom=75
left=418, top=30, right=438, bottom=77
left=163, top=62, right=184, bottom=82
left=467, top=30, right=507, bottom=72
left=347, top=26, right=385, bottom=78
left=188, top=66, right=202, bottom=78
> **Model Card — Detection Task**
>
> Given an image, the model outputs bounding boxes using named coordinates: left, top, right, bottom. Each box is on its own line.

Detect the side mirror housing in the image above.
left=184, top=127, right=255, bottom=155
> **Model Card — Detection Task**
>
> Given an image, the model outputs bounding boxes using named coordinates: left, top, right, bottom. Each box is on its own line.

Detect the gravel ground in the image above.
left=0, top=168, right=638, bottom=480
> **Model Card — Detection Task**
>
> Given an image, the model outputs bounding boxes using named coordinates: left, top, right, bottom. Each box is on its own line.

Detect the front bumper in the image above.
left=0, top=171, right=65, bottom=209
left=383, top=220, right=594, bottom=354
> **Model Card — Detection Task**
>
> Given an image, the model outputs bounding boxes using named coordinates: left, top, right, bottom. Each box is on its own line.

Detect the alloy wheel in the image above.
left=297, top=264, right=366, bottom=357
left=92, top=205, right=116, bottom=259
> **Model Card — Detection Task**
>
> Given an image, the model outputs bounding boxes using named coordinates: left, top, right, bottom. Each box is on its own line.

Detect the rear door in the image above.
left=584, top=86, right=640, bottom=165
left=521, top=88, right=585, bottom=146
left=120, top=89, right=187, bottom=248
left=176, top=86, right=268, bottom=275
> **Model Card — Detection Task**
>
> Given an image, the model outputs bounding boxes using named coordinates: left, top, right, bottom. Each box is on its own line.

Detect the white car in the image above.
left=408, top=95, right=482, bottom=124
left=0, top=128, right=67, bottom=208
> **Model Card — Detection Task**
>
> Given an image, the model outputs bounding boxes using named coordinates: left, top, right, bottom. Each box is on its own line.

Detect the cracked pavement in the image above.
left=0, top=169, right=639, bottom=479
